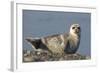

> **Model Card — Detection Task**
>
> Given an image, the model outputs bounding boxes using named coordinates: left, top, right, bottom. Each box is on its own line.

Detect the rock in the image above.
left=23, top=50, right=90, bottom=62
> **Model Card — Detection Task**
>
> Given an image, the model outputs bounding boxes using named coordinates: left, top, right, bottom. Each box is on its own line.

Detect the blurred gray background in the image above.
left=23, top=10, right=91, bottom=56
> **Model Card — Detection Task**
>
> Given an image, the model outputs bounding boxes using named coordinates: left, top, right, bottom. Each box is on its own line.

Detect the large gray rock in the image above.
left=23, top=49, right=90, bottom=62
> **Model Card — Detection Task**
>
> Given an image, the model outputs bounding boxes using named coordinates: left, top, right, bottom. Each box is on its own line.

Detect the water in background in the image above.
left=23, top=10, right=91, bottom=56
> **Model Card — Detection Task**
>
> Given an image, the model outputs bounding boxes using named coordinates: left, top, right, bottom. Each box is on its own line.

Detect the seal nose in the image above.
left=75, top=27, right=80, bottom=33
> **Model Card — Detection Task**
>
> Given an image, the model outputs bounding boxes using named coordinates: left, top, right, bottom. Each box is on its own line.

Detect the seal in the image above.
left=26, top=24, right=81, bottom=55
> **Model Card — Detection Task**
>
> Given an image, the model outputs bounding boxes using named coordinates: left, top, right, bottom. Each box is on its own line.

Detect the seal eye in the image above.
left=77, top=27, right=80, bottom=29
left=72, top=27, right=75, bottom=29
